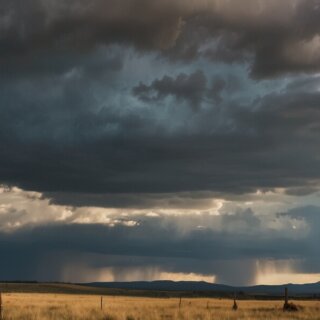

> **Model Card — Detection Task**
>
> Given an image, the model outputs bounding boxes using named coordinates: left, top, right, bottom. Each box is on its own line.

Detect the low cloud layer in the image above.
left=0, top=204, right=319, bottom=285
left=0, top=186, right=319, bottom=284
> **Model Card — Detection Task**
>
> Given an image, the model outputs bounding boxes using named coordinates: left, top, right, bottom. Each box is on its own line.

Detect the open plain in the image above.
left=1, top=293, right=319, bottom=320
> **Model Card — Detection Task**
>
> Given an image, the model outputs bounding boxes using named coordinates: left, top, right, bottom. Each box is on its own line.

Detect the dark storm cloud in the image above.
left=3, top=1, right=319, bottom=203
left=1, top=0, right=320, bottom=77
left=178, top=0, right=320, bottom=77
left=132, top=71, right=207, bottom=109
left=133, top=71, right=229, bottom=108
left=0, top=0, right=190, bottom=61
left=0, top=206, right=318, bottom=284
left=1, top=68, right=320, bottom=202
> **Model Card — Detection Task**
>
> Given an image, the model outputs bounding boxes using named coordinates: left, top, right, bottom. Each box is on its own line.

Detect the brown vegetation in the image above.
left=0, top=293, right=319, bottom=320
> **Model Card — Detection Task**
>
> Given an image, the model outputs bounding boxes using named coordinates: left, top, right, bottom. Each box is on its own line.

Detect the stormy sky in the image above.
left=0, top=0, right=320, bottom=286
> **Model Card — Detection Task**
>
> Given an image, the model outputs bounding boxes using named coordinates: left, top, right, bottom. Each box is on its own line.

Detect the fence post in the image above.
left=232, top=292, right=238, bottom=311
left=179, top=296, right=182, bottom=309
left=0, top=292, right=3, bottom=320
left=284, top=287, right=288, bottom=306
left=101, top=296, right=103, bottom=310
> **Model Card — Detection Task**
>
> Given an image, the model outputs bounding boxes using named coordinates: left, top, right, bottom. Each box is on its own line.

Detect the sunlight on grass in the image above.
left=1, top=293, right=320, bottom=320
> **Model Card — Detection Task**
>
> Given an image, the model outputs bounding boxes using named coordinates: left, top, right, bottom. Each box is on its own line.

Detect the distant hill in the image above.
left=243, top=282, right=320, bottom=296
left=85, top=281, right=233, bottom=292
left=0, top=282, right=116, bottom=295
left=1, top=280, right=319, bottom=298
left=83, top=280, right=320, bottom=297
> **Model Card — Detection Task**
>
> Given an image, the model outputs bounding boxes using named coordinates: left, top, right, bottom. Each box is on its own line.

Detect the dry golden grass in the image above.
left=1, top=293, right=320, bottom=320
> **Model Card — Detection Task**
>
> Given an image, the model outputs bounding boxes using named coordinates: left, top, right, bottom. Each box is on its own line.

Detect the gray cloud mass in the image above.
left=1, top=72, right=320, bottom=197
left=0, top=0, right=320, bottom=284
left=1, top=0, right=320, bottom=76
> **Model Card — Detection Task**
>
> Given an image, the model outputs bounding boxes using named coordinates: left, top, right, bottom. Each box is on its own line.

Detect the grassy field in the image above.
left=1, top=293, right=320, bottom=320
